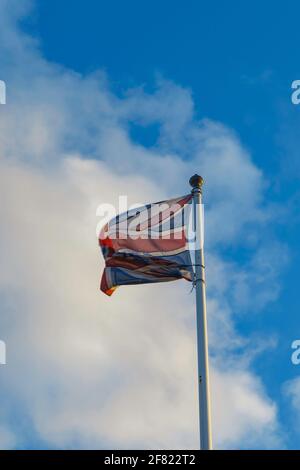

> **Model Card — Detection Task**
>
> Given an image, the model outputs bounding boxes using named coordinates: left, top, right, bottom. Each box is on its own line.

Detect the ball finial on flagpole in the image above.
left=189, top=174, right=204, bottom=190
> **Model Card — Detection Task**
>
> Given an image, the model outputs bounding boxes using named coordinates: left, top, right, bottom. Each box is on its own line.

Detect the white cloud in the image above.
left=0, top=0, right=285, bottom=449
left=283, top=377, right=300, bottom=438
left=212, top=368, right=282, bottom=449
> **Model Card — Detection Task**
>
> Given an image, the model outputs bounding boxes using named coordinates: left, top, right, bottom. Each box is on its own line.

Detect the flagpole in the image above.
left=189, top=174, right=213, bottom=450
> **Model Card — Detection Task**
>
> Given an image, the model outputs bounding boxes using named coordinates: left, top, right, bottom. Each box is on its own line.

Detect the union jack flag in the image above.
left=99, top=194, right=194, bottom=296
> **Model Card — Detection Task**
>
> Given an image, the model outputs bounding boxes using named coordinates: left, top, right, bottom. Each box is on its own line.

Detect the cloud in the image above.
left=212, top=369, right=282, bottom=449
left=0, top=0, right=285, bottom=449
left=282, top=377, right=300, bottom=440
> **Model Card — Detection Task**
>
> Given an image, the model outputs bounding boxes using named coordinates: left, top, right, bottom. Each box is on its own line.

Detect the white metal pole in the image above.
left=189, top=174, right=212, bottom=450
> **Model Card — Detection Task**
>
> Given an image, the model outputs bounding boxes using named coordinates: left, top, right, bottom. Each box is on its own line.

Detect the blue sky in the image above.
left=31, top=0, right=294, bottom=163
left=1, top=0, right=300, bottom=449
left=32, top=0, right=300, bottom=445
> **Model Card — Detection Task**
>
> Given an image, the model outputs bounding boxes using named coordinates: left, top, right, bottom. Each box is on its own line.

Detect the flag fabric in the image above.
left=99, top=194, right=194, bottom=296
